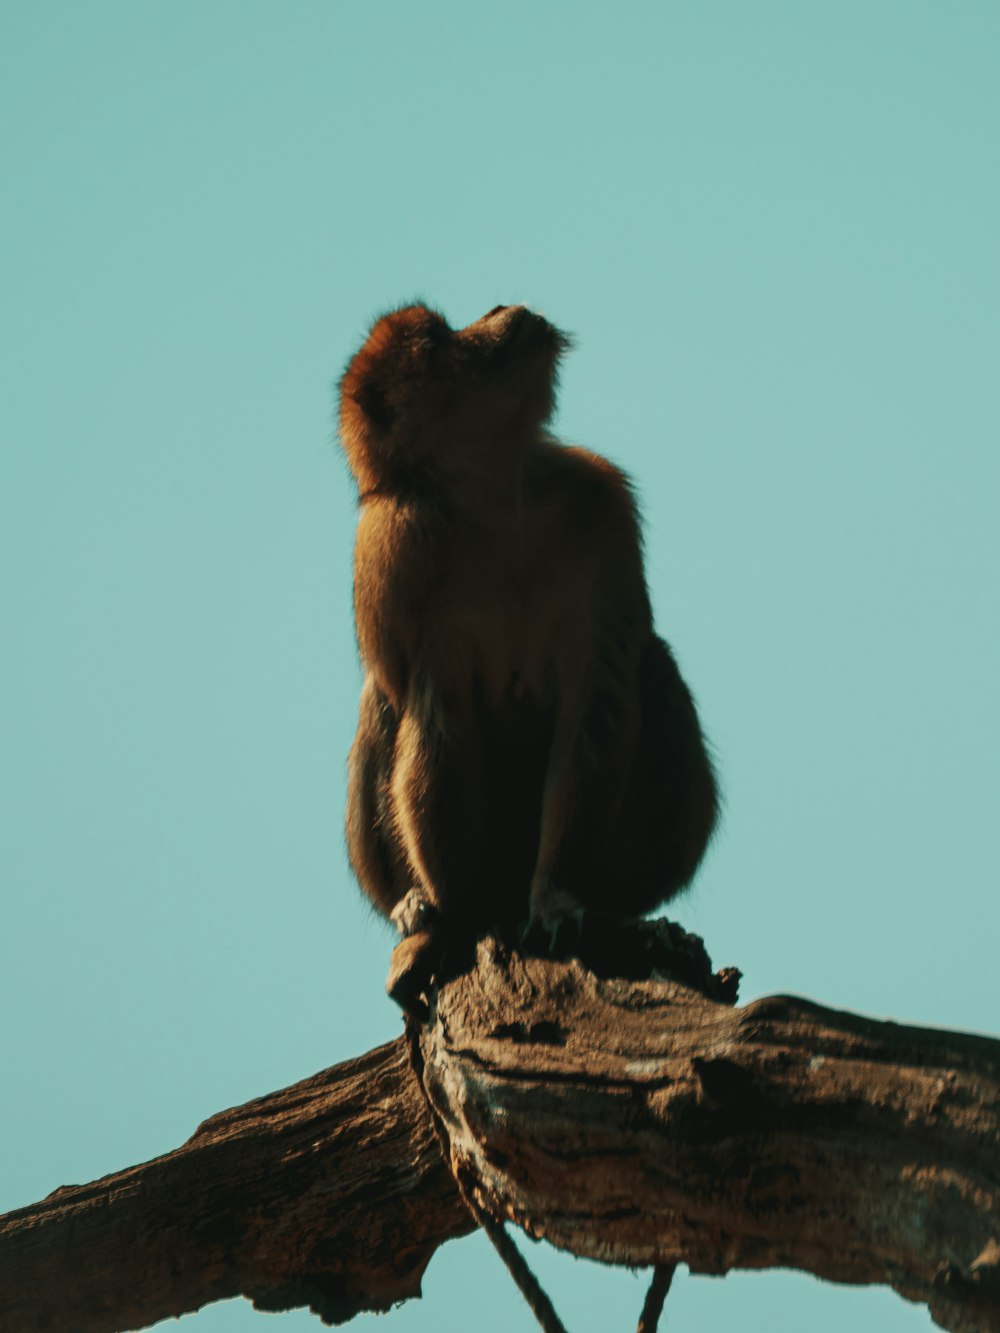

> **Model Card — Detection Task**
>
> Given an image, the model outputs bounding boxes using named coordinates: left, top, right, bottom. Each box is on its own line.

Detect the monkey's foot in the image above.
left=522, top=877, right=586, bottom=956
left=386, top=928, right=440, bottom=1019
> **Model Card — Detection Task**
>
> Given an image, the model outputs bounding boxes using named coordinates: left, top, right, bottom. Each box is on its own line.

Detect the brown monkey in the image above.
left=339, top=303, right=718, bottom=1003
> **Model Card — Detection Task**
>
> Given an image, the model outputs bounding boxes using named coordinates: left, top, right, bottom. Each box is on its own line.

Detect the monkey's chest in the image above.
left=429, top=515, right=591, bottom=706
left=440, top=579, right=555, bottom=707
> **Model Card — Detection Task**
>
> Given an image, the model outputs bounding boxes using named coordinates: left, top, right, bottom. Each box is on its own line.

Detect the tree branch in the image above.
left=2, top=921, right=998, bottom=1333
left=0, top=1040, right=471, bottom=1331
left=419, top=928, right=1000, bottom=1333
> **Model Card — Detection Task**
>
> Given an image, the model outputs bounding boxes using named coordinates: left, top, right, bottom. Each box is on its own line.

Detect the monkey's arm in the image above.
left=388, top=673, right=487, bottom=927
left=527, top=602, right=644, bottom=933
left=346, top=676, right=458, bottom=1014
left=348, top=496, right=447, bottom=912
left=352, top=499, right=427, bottom=712
left=528, top=455, right=652, bottom=931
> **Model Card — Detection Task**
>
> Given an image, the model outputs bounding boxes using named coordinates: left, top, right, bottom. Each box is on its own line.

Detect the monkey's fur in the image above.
left=339, top=303, right=718, bottom=1001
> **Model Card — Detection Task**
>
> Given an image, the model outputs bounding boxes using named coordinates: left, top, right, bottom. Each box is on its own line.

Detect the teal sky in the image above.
left=2, top=4, right=998, bottom=1330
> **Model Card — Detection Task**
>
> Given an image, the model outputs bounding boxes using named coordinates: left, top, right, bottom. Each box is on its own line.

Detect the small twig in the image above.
left=637, top=1263, right=677, bottom=1333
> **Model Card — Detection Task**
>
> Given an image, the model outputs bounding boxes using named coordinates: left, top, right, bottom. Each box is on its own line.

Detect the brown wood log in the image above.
left=2, top=920, right=998, bottom=1333
left=419, top=929, right=1000, bottom=1333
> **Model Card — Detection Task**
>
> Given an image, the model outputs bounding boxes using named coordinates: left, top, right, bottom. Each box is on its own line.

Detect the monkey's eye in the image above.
left=418, top=316, right=450, bottom=350
left=408, top=319, right=451, bottom=372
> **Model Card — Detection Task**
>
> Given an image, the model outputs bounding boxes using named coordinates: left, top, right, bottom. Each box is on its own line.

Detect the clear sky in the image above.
left=2, top=4, right=998, bottom=1331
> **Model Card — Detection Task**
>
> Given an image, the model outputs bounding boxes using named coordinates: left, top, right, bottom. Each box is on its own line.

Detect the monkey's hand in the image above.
left=386, top=930, right=439, bottom=1020
left=390, top=887, right=437, bottom=938
left=523, top=874, right=586, bottom=955
left=388, top=892, right=443, bottom=1018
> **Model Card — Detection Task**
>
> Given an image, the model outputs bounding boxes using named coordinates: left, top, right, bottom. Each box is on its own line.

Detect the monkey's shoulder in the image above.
left=351, top=496, right=441, bottom=682
left=353, top=494, right=437, bottom=582
left=530, top=442, right=637, bottom=525
left=523, top=444, right=643, bottom=582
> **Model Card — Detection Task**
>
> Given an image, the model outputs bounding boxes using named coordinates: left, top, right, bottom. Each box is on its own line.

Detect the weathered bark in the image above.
left=419, top=930, right=1000, bottom=1333
left=2, top=921, right=998, bottom=1333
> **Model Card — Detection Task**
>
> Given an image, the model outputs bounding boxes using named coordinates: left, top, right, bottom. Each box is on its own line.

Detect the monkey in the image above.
left=338, top=302, right=718, bottom=1007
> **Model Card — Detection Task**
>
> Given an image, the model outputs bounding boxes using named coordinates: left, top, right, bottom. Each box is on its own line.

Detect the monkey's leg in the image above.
left=623, top=635, right=720, bottom=910
left=346, top=676, right=409, bottom=919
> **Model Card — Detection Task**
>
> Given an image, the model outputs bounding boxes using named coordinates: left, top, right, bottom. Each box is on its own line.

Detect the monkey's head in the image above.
left=339, top=303, right=568, bottom=495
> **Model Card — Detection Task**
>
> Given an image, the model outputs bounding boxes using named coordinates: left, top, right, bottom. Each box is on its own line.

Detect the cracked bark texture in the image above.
left=419, top=930, right=1000, bottom=1333
left=0, top=1039, right=472, bottom=1332
left=1, top=920, right=998, bottom=1333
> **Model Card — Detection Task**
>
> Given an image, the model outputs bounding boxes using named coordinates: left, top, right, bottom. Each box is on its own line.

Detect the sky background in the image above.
left=2, top=3, right=998, bottom=1330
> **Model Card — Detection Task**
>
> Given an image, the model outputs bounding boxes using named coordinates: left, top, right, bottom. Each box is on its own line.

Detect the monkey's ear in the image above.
left=350, top=379, right=395, bottom=432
